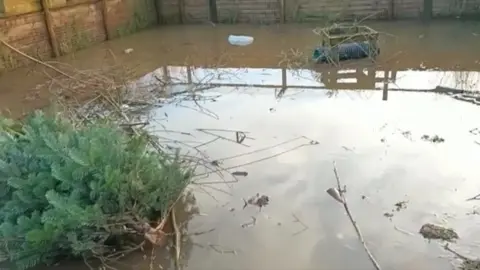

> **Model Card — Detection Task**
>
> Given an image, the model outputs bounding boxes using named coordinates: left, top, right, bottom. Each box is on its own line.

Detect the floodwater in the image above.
left=128, top=65, right=480, bottom=270
left=3, top=21, right=480, bottom=270
left=2, top=20, right=480, bottom=117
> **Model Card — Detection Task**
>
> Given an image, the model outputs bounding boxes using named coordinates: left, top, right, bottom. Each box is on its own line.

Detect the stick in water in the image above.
left=332, top=162, right=382, bottom=270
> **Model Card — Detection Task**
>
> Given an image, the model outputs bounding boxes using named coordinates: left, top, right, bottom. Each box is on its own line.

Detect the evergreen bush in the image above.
left=0, top=111, right=192, bottom=269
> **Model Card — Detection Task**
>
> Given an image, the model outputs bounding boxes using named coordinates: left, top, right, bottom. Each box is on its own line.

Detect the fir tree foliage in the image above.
left=0, top=111, right=191, bottom=270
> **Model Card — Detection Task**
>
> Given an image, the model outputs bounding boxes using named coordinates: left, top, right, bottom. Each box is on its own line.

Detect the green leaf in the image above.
left=25, top=229, right=47, bottom=243
left=67, top=148, right=89, bottom=167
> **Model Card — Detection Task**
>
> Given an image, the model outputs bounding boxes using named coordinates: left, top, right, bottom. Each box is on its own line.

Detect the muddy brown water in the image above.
left=2, top=21, right=480, bottom=270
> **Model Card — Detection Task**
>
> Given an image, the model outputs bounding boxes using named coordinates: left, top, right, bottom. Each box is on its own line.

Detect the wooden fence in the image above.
left=0, top=0, right=479, bottom=72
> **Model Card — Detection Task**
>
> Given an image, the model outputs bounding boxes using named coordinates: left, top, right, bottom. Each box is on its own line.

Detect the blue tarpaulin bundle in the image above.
left=313, top=42, right=380, bottom=63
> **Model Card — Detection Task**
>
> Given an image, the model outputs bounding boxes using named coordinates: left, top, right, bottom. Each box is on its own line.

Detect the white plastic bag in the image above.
left=228, top=35, right=254, bottom=46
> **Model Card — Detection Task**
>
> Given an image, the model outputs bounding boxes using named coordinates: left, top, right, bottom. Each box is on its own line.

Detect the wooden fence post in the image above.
left=278, top=0, right=285, bottom=23
left=422, top=0, right=432, bottom=21
left=382, top=70, right=389, bottom=101
left=178, top=0, right=185, bottom=23
left=388, top=0, right=395, bottom=19
left=208, top=0, right=218, bottom=23
left=102, top=0, right=111, bottom=40
left=153, top=0, right=162, bottom=24
left=40, top=0, right=60, bottom=57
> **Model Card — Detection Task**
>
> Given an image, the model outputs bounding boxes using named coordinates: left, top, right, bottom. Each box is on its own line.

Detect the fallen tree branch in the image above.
left=0, top=39, right=78, bottom=81
left=332, top=162, right=382, bottom=270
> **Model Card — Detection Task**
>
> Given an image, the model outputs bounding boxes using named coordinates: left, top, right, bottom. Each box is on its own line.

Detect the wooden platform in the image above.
left=315, top=24, right=380, bottom=64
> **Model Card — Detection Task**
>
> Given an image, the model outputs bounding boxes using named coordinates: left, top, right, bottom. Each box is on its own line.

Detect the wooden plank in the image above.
left=40, top=0, right=60, bottom=57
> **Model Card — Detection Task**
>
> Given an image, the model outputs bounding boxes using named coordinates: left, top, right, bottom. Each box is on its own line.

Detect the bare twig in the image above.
left=393, top=225, right=415, bottom=236
left=208, top=244, right=237, bottom=255
left=172, top=207, right=181, bottom=270
left=0, top=39, right=79, bottom=81
left=197, top=129, right=251, bottom=147
left=467, top=193, right=480, bottom=201
left=292, top=213, right=309, bottom=236
left=332, top=162, right=382, bottom=270
left=194, top=142, right=318, bottom=177
left=187, top=228, right=215, bottom=236
left=241, top=216, right=257, bottom=228
left=444, top=243, right=473, bottom=261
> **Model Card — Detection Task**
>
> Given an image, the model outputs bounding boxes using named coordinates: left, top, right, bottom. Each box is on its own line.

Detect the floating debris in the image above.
left=241, top=216, right=257, bottom=228
left=235, top=131, right=246, bottom=144
left=383, top=201, right=408, bottom=219
left=394, top=200, right=408, bottom=211
left=232, top=171, right=248, bottom=176
left=400, top=130, right=412, bottom=140
left=462, top=259, right=480, bottom=270
left=419, top=223, right=459, bottom=242
left=421, top=134, right=445, bottom=143
left=243, top=193, right=269, bottom=210
left=228, top=35, right=254, bottom=46
left=384, top=212, right=394, bottom=218
left=326, top=187, right=344, bottom=204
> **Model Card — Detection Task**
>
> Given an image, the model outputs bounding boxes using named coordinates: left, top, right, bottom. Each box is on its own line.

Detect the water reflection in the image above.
left=144, top=82, right=480, bottom=270
left=133, top=65, right=480, bottom=104
left=128, top=64, right=480, bottom=270
left=20, top=65, right=480, bottom=270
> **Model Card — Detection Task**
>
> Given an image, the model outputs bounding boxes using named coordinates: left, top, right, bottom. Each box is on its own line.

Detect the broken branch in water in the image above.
left=466, top=193, right=480, bottom=201
left=192, top=242, right=238, bottom=255
left=197, top=128, right=252, bottom=147
left=292, top=213, right=309, bottom=236
left=331, top=162, right=382, bottom=270
left=193, top=141, right=318, bottom=178
left=0, top=39, right=78, bottom=81
left=187, top=228, right=216, bottom=236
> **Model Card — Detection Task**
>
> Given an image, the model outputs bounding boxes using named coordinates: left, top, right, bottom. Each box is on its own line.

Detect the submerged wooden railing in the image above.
left=155, top=65, right=475, bottom=102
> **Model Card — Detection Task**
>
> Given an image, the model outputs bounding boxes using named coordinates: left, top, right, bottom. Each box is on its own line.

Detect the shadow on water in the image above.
left=4, top=21, right=480, bottom=270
